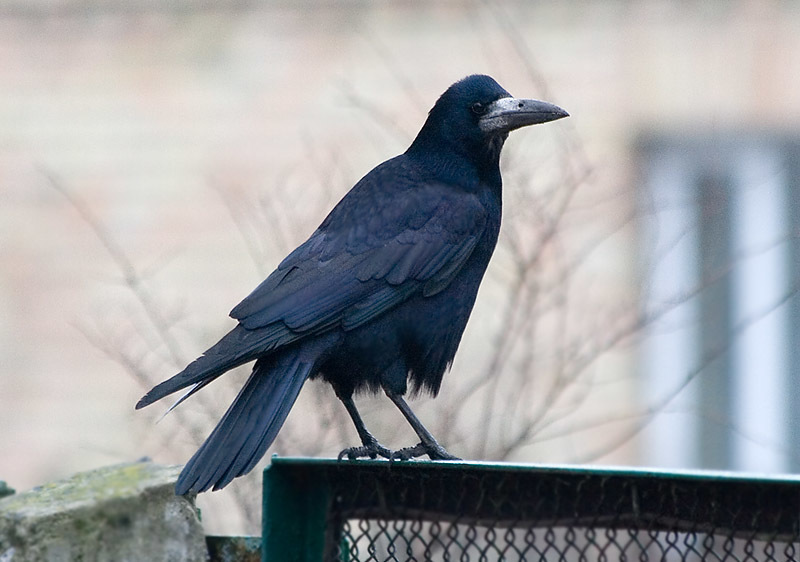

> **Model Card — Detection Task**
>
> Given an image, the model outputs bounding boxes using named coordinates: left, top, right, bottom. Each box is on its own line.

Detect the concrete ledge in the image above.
left=0, top=460, right=207, bottom=562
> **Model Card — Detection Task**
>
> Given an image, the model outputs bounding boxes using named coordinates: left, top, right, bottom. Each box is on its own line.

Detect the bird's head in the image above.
left=407, top=75, right=568, bottom=184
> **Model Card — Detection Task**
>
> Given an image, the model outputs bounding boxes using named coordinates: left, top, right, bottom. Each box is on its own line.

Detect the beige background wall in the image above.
left=2, top=0, right=799, bottom=533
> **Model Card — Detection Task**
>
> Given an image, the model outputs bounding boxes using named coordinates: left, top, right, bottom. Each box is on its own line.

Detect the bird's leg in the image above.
left=336, top=393, right=394, bottom=460
left=385, top=390, right=460, bottom=461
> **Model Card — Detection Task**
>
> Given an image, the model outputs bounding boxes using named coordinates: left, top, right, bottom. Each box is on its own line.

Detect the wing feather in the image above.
left=230, top=177, right=487, bottom=339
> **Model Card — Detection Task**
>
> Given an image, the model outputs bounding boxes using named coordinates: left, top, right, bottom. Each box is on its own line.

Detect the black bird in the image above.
left=136, top=74, right=568, bottom=494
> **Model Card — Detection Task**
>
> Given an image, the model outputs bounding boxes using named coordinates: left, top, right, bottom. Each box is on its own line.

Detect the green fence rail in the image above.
left=262, top=457, right=800, bottom=562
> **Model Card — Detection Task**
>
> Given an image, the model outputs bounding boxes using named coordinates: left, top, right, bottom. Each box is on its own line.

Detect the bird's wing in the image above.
left=230, top=182, right=487, bottom=335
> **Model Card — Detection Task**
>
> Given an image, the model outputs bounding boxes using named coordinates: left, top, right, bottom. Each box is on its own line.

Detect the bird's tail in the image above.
left=175, top=348, right=317, bottom=494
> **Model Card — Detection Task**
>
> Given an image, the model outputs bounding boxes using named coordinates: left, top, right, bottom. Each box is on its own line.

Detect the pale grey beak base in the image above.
left=479, top=97, right=569, bottom=134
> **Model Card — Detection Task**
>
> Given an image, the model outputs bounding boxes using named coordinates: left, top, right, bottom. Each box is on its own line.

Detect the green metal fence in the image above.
left=262, top=457, right=800, bottom=561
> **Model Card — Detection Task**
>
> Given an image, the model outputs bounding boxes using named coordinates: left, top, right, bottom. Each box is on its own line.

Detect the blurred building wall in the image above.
left=1, top=0, right=799, bottom=534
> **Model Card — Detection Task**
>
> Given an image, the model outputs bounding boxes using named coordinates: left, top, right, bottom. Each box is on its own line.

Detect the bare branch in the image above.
left=41, top=168, right=188, bottom=370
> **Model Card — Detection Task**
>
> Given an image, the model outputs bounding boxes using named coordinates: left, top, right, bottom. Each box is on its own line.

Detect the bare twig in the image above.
left=41, top=168, right=188, bottom=369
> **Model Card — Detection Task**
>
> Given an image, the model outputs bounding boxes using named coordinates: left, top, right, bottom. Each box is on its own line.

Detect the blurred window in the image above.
left=638, top=134, right=800, bottom=472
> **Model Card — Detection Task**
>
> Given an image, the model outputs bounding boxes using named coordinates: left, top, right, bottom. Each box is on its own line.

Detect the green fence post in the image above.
left=262, top=457, right=330, bottom=562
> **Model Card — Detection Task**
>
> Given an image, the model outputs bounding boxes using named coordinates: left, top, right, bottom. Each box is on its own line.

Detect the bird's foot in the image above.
left=391, top=441, right=461, bottom=461
left=337, top=439, right=394, bottom=461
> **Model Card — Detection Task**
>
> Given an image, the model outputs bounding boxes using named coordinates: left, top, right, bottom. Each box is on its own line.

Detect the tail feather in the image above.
left=136, top=324, right=290, bottom=410
left=156, top=380, right=211, bottom=423
left=175, top=349, right=316, bottom=494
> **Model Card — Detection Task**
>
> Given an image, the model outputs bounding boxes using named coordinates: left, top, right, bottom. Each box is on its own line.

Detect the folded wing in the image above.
left=231, top=183, right=487, bottom=335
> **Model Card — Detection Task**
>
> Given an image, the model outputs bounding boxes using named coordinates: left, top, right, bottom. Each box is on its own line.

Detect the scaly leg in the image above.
left=336, top=393, right=394, bottom=460
left=385, top=390, right=460, bottom=461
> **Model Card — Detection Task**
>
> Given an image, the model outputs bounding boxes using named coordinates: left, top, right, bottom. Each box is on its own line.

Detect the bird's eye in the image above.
left=470, top=102, right=487, bottom=115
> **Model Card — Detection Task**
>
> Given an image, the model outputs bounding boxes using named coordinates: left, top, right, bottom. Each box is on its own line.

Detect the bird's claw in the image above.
left=391, top=442, right=461, bottom=461
left=337, top=441, right=393, bottom=461
left=337, top=436, right=460, bottom=462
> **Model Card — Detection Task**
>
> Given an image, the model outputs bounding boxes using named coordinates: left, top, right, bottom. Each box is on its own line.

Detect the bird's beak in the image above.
left=479, top=97, right=569, bottom=135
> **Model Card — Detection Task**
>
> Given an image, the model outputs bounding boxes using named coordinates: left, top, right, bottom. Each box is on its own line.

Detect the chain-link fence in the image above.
left=262, top=458, right=800, bottom=561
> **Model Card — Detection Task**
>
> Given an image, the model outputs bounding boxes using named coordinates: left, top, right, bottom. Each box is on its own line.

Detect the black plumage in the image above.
left=136, top=74, right=568, bottom=494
